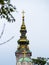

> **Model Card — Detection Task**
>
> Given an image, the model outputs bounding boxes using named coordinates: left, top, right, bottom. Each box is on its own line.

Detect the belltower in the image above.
left=15, top=11, right=32, bottom=65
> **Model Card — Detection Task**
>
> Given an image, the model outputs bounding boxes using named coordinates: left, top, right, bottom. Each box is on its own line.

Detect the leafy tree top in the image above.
left=0, top=0, right=16, bottom=22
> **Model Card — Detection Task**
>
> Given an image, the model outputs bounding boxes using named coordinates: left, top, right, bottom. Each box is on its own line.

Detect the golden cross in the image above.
left=22, top=10, right=25, bottom=17
left=22, top=50, right=27, bottom=57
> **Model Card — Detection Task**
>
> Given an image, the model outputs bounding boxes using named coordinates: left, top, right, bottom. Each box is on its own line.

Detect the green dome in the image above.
left=18, top=57, right=32, bottom=62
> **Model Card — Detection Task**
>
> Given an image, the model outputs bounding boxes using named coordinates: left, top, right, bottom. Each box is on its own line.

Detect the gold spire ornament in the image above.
left=18, top=11, right=29, bottom=45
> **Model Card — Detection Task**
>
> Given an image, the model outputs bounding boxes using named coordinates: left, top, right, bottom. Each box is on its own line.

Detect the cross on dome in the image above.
left=22, top=10, right=25, bottom=17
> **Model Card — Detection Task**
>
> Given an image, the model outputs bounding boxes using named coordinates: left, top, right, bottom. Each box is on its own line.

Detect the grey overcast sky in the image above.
left=0, top=0, right=49, bottom=65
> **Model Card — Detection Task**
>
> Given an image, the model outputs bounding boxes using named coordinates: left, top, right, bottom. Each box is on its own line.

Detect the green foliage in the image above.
left=32, top=57, right=48, bottom=65
left=0, top=0, right=16, bottom=22
left=0, top=0, right=4, bottom=4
